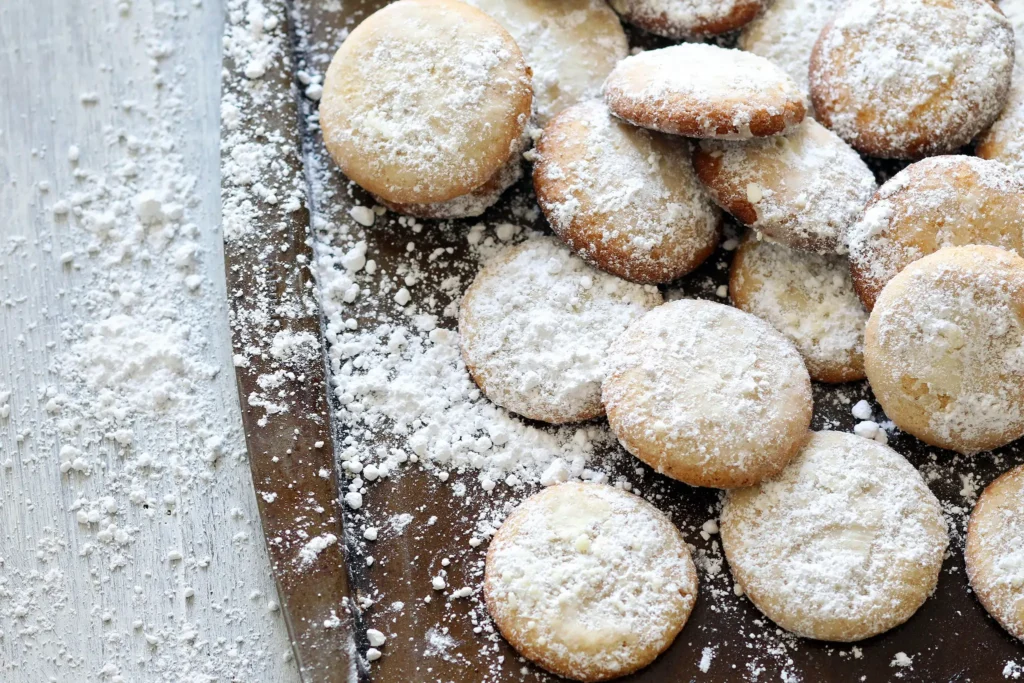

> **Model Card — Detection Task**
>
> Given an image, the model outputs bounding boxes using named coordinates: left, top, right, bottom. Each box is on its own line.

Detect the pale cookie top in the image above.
left=695, top=119, right=876, bottom=252
left=320, top=0, right=532, bottom=204
left=867, top=246, right=1024, bottom=454
left=485, top=482, right=698, bottom=680
left=966, top=464, right=1024, bottom=642
left=602, top=299, right=811, bottom=488
left=730, top=236, right=867, bottom=383
left=459, top=236, right=661, bottom=424
left=610, top=0, right=768, bottom=39
left=722, top=431, right=948, bottom=642
left=848, top=156, right=1024, bottom=310
left=465, top=0, right=628, bottom=125
left=534, top=100, right=721, bottom=284
left=738, top=0, right=843, bottom=94
left=603, top=43, right=808, bottom=139
left=810, top=0, right=1014, bottom=158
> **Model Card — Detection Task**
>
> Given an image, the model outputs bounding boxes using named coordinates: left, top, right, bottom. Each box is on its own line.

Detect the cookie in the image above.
left=965, top=464, right=1024, bottom=643
left=603, top=44, right=808, bottom=140
left=602, top=299, right=812, bottom=489
left=848, top=156, right=1024, bottom=311
left=977, top=0, right=1024, bottom=172
left=694, top=119, right=876, bottom=253
left=610, top=0, right=768, bottom=39
left=729, top=234, right=867, bottom=383
left=320, top=0, right=532, bottom=205
left=864, top=245, right=1024, bottom=454
left=459, top=236, right=662, bottom=424
left=465, top=0, right=628, bottom=125
left=533, top=100, right=721, bottom=285
left=484, top=482, right=699, bottom=682
left=809, top=0, right=1014, bottom=159
left=721, top=431, right=948, bottom=642
left=738, top=0, right=843, bottom=98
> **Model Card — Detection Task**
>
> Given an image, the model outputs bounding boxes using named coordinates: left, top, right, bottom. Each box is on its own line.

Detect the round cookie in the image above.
left=848, top=156, right=1024, bottom=311
left=694, top=119, right=876, bottom=253
left=609, top=0, right=768, bottom=39
left=459, top=236, right=662, bottom=424
left=977, top=0, right=1024, bottom=172
left=320, top=0, right=532, bottom=205
left=966, top=464, right=1024, bottom=643
left=603, top=44, right=808, bottom=140
left=729, top=234, right=867, bottom=383
left=721, top=430, right=948, bottom=642
left=864, top=245, right=1024, bottom=454
left=809, top=0, right=1015, bottom=159
left=602, top=299, right=812, bottom=489
left=738, top=0, right=843, bottom=97
left=465, top=0, right=628, bottom=125
left=484, top=482, right=699, bottom=681
left=534, top=100, right=721, bottom=284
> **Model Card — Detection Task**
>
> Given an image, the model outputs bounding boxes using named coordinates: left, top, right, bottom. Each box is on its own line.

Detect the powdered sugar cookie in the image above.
left=809, top=0, right=1015, bottom=159
left=721, top=431, right=948, bottom=642
left=602, top=299, right=812, bottom=489
left=738, top=0, right=843, bottom=97
left=864, top=246, right=1024, bottom=454
left=978, top=0, right=1024, bottom=172
left=485, top=482, right=698, bottom=681
left=603, top=44, right=808, bottom=140
left=533, top=100, right=721, bottom=284
left=459, top=236, right=661, bottom=424
left=320, top=0, right=532, bottom=206
left=966, top=464, right=1024, bottom=643
left=465, top=0, right=628, bottom=125
left=848, top=156, right=1024, bottom=311
left=694, top=119, right=876, bottom=253
left=610, top=0, right=768, bottom=39
left=730, top=235, right=867, bottom=383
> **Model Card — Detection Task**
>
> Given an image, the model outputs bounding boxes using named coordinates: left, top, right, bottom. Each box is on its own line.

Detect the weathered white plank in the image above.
left=0, top=0, right=299, bottom=680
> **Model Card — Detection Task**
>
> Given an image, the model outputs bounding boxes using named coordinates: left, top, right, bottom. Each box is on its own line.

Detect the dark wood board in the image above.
left=229, top=1, right=1024, bottom=681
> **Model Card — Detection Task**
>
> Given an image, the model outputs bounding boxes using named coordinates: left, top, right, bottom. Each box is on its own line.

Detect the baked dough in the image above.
left=485, top=482, right=698, bottom=681
left=966, top=463, right=1024, bottom=643
left=320, top=0, right=532, bottom=205
left=809, top=0, right=1014, bottom=158
left=465, top=0, right=628, bottom=125
left=847, top=156, right=1024, bottom=311
left=534, top=100, right=721, bottom=284
left=459, top=236, right=661, bottom=424
left=603, top=44, right=807, bottom=139
left=602, top=299, right=812, bottom=488
left=729, top=234, right=867, bottom=383
left=694, top=119, right=876, bottom=253
left=722, top=430, right=948, bottom=641
left=864, top=245, right=1024, bottom=454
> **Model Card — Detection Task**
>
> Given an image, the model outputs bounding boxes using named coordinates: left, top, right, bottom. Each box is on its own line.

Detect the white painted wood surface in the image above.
left=0, top=0, right=299, bottom=680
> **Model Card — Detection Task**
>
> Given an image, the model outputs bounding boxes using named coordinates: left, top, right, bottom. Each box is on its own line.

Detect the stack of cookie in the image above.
left=319, top=0, right=1024, bottom=679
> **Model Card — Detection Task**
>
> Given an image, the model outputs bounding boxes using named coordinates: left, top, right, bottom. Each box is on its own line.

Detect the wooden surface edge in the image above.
left=220, top=2, right=358, bottom=681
